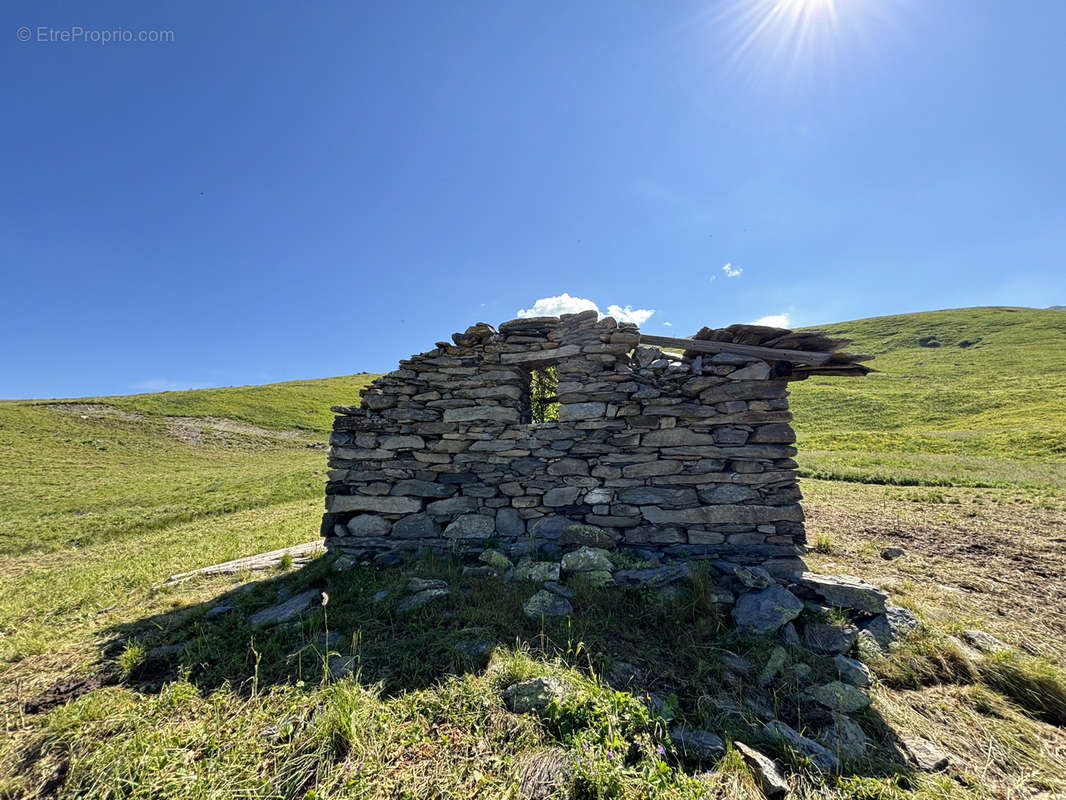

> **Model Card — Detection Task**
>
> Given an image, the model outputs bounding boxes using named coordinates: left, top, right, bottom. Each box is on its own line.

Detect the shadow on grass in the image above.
left=100, top=552, right=921, bottom=785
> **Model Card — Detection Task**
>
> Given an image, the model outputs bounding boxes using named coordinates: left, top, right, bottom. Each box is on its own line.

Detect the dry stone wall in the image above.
left=322, top=310, right=807, bottom=573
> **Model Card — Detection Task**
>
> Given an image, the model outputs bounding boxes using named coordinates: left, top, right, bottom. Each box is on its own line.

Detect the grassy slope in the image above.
left=790, top=306, right=1066, bottom=487
left=2, top=308, right=1066, bottom=799
left=0, top=376, right=372, bottom=556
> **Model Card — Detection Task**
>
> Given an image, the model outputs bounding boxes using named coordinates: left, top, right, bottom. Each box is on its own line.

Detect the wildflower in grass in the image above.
left=657, top=745, right=665, bottom=756
left=321, top=591, right=329, bottom=606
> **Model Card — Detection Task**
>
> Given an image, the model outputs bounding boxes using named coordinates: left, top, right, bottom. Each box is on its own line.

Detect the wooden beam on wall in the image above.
left=636, top=333, right=833, bottom=366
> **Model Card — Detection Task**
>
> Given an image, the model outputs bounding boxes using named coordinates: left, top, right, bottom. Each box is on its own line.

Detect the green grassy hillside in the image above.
left=2, top=308, right=1066, bottom=799
left=790, top=307, right=1066, bottom=487
left=0, top=375, right=374, bottom=557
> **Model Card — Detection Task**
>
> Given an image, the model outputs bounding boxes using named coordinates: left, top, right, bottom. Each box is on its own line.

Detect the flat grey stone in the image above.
left=560, top=546, right=613, bottom=573
left=728, top=361, right=772, bottom=381
left=818, top=712, right=869, bottom=761
left=613, top=564, right=692, bottom=587
left=147, top=642, right=190, bottom=659
left=641, top=429, right=716, bottom=447
left=803, top=623, right=858, bottom=655
left=808, top=681, right=870, bottom=713
left=370, top=590, right=390, bottom=604
left=781, top=622, right=800, bottom=646
left=722, top=651, right=755, bottom=676
left=327, top=495, right=422, bottom=514
left=758, top=646, right=788, bottom=686
left=734, top=565, right=774, bottom=589
left=462, top=565, right=496, bottom=578
left=396, top=587, right=449, bottom=613
left=514, top=561, right=561, bottom=582
left=391, top=479, right=456, bottom=498
left=569, top=569, right=613, bottom=587
left=443, top=514, right=495, bottom=539
left=961, top=629, right=1010, bottom=654
left=380, top=435, right=425, bottom=450
left=735, top=742, right=789, bottom=799
left=558, top=402, right=605, bottom=421
left=732, top=585, right=803, bottom=633
left=544, top=580, right=575, bottom=598
left=479, top=549, right=513, bottom=571
left=495, top=507, right=526, bottom=537
left=881, top=546, right=906, bottom=560
left=529, top=516, right=578, bottom=539
left=543, top=486, right=582, bottom=507
left=249, top=589, right=322, bottom=627
left=391, top=513, right=440, bottom=539
left=502, top=676, right=569, bottom=713
left=443, top=405, right=520, bottom=423
left=328, top=654, right=356, bottom=679
left=903, top=737, right=950, bottom=771
left=792, top=572, right=887, bottom=614
left=833, top=655, right=872, bottom=687
left=407, top=577, right=447, bottom=592
left=455, top=638, right=495, bottom=658
left=426, top=496, right=478, bottom=516
left=669, top=726, right=725, bottom=761
left=859, top=605, right=919, bottom=651
left=583, top=488, right=613, bottom=504
left=617, top=486, right=697, bottom=507
left=547, top=458, right=589, bottom=476
left=763, top=720, right=839, bottom=772
left=559, top=524, right=616, bottom=550
left=523, top=590, right=573, bottom=618
left=330, top=555, right=357, bottom=572
left=346, top=514, right=391, bottom=537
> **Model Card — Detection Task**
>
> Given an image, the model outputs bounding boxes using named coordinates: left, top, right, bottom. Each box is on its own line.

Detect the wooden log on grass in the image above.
left=161, top=540, right=325, bottom=586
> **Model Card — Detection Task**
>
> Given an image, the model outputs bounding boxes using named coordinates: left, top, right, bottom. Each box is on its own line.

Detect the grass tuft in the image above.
left=977, top=651, right=1066, bottom=726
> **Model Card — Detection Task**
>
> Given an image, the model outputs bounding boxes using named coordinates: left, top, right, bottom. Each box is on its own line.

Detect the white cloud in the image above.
left=751, top=313, right=792, bottom=328
left=722, top=263, right=743, bottom=278
left=516, top=293, right=599, bottom=318
left=663, top=321, right=673, bottom=327
left=517, top=294, right=655, bottom=326
left=606, top=304, right=655, bottom=326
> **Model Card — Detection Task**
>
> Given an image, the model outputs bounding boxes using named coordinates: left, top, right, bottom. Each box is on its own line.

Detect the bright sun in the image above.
left=714, top=0, right=861, bottom=76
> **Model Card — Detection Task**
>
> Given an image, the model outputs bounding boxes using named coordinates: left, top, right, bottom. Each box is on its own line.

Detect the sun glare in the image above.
left=707, top=0, right=884, bottom=80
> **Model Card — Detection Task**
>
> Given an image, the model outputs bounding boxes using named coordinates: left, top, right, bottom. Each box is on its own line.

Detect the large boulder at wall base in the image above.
left=560, top=547, right=614, bottom=573
left=791, top=573, right=888, bottom=614
left=732, top=585, right=803, bottom=633
left=523, top=590, right=573, bottom=618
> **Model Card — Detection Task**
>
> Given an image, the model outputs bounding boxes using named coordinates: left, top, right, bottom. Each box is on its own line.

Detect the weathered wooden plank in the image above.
left=636, top=334, right=833, bottom=366
left=161, top=540, right=325, bottom=585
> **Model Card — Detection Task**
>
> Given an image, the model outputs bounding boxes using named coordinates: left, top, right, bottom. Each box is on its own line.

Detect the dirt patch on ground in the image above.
left=49, top=403, right=142, bottom=421
left=164, top=416, right=306, bottom=445
left=22, top=671, right=116, bottom=715
left=806, top=494, right=1066, bottom=660
left=48, top=403, right=312, bottom=447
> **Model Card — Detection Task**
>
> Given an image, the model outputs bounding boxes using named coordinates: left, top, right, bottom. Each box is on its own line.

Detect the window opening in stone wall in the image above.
left=526, top=366, right=559, bottom=423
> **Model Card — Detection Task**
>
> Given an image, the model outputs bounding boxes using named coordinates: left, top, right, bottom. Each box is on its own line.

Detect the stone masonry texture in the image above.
left=321, top=311, right=810, bottom=572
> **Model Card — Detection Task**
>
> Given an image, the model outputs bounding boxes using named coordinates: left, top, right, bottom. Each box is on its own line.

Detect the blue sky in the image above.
left=3, top=0, right=1064, bottom=399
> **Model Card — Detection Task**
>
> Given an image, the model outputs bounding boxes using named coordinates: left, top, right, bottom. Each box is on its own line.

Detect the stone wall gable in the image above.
left=323, top=310, right=806, bottom=573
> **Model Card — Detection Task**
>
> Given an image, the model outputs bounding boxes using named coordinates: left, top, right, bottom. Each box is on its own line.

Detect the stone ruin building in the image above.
left=321, top=310, right=872, bottom=576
